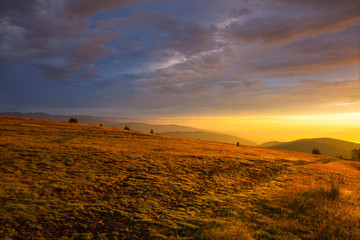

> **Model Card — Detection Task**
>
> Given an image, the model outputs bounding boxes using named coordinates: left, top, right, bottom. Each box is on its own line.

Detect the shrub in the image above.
left=124, top=126, right=130, bottom=130
left=328, top=179, right=340, bottom=200
left=312, top=148, right=321, bottom=155
left=351, top=148, right=360, bottom=161
left=68, top=118, right=78, bottom=123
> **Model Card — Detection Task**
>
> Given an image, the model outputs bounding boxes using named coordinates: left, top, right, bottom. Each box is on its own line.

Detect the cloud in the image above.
left=64, top=0, right=149, bottom=17
left=0, top=0, right=37, bottom=15
left=144, top=13, right=221, bottom=58
left=0, top=0, right=359, bottom=117
left=229, top=8, right=252, bottom=18
left=232, top=26, right=360, bottom=79
left=284, top=80, right=360, bottom=102
left=2, top=0, right=357, bottom=83
left=91, top=11, right=226, bottom=83
left=82, top=64, right=98, bottom=78
left=0, top=0, right=120, bottom=79
left=225, top=0, right=360, bottom=44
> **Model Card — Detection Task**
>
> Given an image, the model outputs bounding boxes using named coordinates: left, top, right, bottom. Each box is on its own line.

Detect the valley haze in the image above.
left=1, top=112, right=359, bottom=159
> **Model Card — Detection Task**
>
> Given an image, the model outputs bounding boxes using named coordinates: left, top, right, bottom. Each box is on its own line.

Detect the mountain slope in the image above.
left=0, top=112, right=256, bottom=145
left=259, top=141, right=284, bottom=148
left=0, top=112, right=134, bottom=126
left=267, top=138, right=359, bottom=159
left=0, top=112, right=202, bottom=132
left=160, top=131, right=257, bottom=146
left=112, top=122, right=202, bottom=133
left=1, top=117, right=359, bottom=239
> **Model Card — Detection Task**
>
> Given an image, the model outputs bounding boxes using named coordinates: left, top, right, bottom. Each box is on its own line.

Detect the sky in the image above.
left=0, top=0, right=359, bottom=143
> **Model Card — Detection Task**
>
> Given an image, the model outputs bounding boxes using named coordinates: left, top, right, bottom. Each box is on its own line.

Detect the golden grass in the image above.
left=0, top=116, right=359, bottom=239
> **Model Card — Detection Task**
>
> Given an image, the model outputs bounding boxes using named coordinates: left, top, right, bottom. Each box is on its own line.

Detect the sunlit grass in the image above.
left=0, top=116, right=359, bottom=239
left=249, top=175, right=360, bottom=239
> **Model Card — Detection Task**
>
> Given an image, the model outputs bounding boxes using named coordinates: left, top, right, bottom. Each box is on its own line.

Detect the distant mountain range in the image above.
left=160, top=131, right=257, bottom=146
left=260, top=138, right=359, bottom=159
left=3, top=113, right=357, bottom=154
left=258, top=141, right=283, bottom=148
left=0, top=112, right=255, bottom=146
left=0, top=112, right=214, bottom=133
left=112, top=122, right=202, bottom=133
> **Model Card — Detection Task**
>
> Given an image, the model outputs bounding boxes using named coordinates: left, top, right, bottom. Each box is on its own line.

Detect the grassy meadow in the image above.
left=0, top=117, right=359, bottom=239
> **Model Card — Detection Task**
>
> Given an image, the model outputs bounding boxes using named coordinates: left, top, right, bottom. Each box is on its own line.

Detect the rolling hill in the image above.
left=0, top=112, right=256, bottom=146
left=0, top=112, right=203, bottom=132
left=0, top=117, right=359, bottom=239
left=112, top=122, right=202, bottom=133
left=0, top=112, right=134, bottom=127
left=258, top=141, right=284, bottom=148
left=160, top=131, right=257, bottom=146
left=263, top=138, right=360, bottom=159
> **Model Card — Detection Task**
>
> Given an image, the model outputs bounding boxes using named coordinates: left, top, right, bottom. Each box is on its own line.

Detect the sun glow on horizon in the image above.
left=153, top=112, right=360, bottom=144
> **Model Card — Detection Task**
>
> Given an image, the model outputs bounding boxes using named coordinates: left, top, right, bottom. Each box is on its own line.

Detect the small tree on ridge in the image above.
left=68, top=117, right=78, bottom=123
left=312, top=148, right=321, bottom=155
left=351, top=148, right=360, bottom=161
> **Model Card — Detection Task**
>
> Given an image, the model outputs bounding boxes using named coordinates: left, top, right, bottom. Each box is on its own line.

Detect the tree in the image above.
left=312, top=148, right=321, bottom=155
left=68, top=117, right=78, bottom=123
left=99, top=123, right=103, bottom=126
left=351, top=148, right=360, bottom=161
left=124, top=126, right=130, bottom=130
left=150, top=129, right=154, bottom=134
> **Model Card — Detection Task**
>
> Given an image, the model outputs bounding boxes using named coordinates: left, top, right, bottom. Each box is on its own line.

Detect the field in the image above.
left=0, top=117, right=359, bottom=239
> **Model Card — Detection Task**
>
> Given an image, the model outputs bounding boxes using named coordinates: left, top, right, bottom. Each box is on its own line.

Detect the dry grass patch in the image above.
left=251, top=177, right=360, bottom=240
left=1, top=117, right=360, bottom=239
left=198, top=220, right=254, bottom=240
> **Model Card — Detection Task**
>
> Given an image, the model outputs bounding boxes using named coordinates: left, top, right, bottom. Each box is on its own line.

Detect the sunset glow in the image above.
left=0, top=0, right=359, bottom=143
left=154, top=112, right=360, bottom=143
left=1, top=2, right=360, bottom=237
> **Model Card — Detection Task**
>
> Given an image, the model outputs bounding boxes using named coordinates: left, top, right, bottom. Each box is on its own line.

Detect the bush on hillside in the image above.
left=68, top=118, right=78, bottom=123
left=351, top=148, right=360, bottom=161
left=312, top=148, right=321, bottom=155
